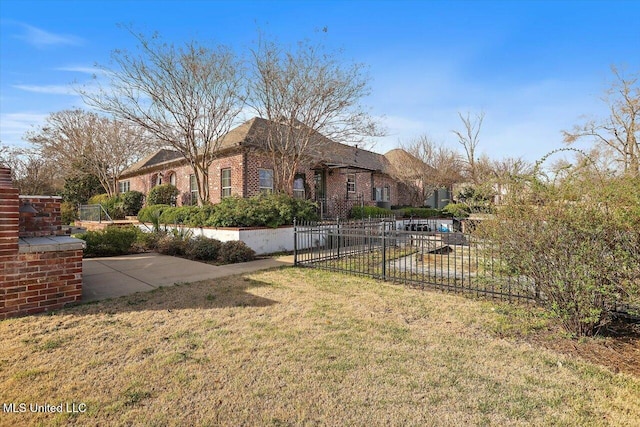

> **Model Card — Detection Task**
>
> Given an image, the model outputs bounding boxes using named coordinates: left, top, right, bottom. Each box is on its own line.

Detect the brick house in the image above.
left=119, top=117, right=418, bottom=218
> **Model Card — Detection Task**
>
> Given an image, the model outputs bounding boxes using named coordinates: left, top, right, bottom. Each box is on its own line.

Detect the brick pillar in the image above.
left=0, top=167, right=19, bottom=256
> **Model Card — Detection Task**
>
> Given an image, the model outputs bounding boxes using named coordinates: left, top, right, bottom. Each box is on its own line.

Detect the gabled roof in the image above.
left=120, top=117, right=423, bottom=179
left=121, top=149, right=184, bottom=176
left=384, top=148, right=432, bottom=178
left=315, top=141, right=392, bottom=173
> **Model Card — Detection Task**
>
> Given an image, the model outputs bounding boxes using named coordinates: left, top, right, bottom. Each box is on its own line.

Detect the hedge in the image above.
left=137, top=194, right=318, bottom=228
left=77, top=226, right=139, bottom=257
left=397, top=207, right=440, bottom=218
left=350, top=205, right=394, bottom=219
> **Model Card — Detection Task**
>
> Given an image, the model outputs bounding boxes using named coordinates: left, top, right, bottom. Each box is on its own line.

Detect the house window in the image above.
left=382, top=185, right=390, bottom=202
left=259, top=169, right=273, bottom=194
left=168, top=173, right=176, bottom=186
left=347, top=173, right=356, bottom=193
left=118, top=181, right=130, bottom=193
left=189, top=174, right=198, bottom=205
left=374, top=187, right=381, bottom=201
left=293, top=175, right=305, bottom=199
left=151, top=173, right=162, bottom=187
left=373, top=186, right=390, bottom=202
left=221, top=168, right=232, bottom=198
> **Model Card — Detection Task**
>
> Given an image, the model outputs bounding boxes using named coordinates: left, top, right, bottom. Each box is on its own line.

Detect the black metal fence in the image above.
left=293, top=218, right=536, bottom=302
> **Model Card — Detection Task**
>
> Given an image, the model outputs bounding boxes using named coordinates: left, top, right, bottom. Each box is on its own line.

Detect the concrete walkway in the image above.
left=82, top=252, right=294, bottom=302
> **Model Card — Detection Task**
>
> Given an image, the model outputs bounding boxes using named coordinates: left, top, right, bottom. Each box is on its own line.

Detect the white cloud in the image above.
left=13, top=84, right=77, bottom=95
left=56, top=65, right=110, bottom=76
left=0, top=112, right=48, bottom=147
left=15, top=23, right=84, bottom=48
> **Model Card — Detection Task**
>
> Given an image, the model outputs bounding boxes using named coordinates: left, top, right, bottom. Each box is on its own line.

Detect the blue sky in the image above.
left=1, top=0, right=638, bottom=163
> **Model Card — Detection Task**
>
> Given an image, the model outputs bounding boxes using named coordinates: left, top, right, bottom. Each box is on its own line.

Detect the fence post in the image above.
left=336, top=217, right=341, bottom=259
left=382, top=229, right=387, bottom=280
left=293, top=218, right=298, bottom=266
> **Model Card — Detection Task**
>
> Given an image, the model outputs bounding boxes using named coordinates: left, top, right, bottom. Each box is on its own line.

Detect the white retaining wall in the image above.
left=137, top=223, right=296, bottom=255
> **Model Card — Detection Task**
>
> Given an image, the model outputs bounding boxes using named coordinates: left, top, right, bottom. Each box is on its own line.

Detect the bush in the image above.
left=61, top=202, right=77, bottom=225
left=209, top=194, right=317, bottom=227
left=398, top=207, right=440, bottom=218
left=476, top=158, right=640, bottom=337
left=218, top=240, right=255, bottom=264
left=87, top=193, right=110, bottom=205
left=87, top=193, right=125, bottom=220
left=147, top=184, right=179, bottom=206
left=185, top=236, right=223, bottom=261
left=138, top=194, right=316, bottom=228
left=121, top=191, right=145, bottom=216
left=77, top=226, right=138, bottom=257
left=131, top=228, right=161, bottom=251
left=350, top=205, right=394, bottom=219
left=441, top=203, right=471, bottom=218
left=155, top=234, right=187, bottom=256
left=159, top=205, right=201, bottom=226
left=137, top=204, right=171, bottom=223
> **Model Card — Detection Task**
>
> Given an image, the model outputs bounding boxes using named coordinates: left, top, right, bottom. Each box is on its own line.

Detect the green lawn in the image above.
left=1, top=268, right=638, bottom=426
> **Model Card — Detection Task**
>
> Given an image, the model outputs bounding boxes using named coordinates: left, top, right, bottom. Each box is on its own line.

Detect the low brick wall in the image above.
left=0, top=167, right=85, bottom=320
left=19, top=195, right=65, bottom=237
left=1, top=245, right=83, bottom=319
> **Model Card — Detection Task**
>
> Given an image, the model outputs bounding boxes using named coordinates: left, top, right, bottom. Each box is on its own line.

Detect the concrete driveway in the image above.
left=82, top=252, right=293, bottom=302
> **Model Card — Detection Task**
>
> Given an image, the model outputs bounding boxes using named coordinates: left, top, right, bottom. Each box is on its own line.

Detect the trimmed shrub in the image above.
left=77, top=226, right=138, bottom=257
left=209, top=194, right=317, bottom=228
left=219, top=240, right=255, bottom=264
left=147, top=184, right=179, bottom=206
left=159, top=205, right=201, bottom=225
left=399, top=207, right=440, bottom=218
left=191, top=204, right=217, bottom=227
left=350, top=205, right=394, bottom=219
left=185, top=236, right=223, bottom=261
left=121, top=191, right=145, bottom=216
left=138, top=194, right=316, bottom=228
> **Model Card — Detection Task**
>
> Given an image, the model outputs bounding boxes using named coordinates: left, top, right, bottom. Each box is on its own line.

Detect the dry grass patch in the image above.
left=0, top=268, right=638, bottom=426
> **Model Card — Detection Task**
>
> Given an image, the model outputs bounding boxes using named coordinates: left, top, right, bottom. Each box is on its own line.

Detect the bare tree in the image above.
left=0, top=143, right=62, bottom=195
left=25, top=109, right=147, bottom=196
left=79, top=28, right=245, bottom=204
left=490, top=156, right=533, bottom=204
left=563, top=66, right=639, bottom=176
left=452, top=111, right=485, bottom=184
left=399, top=135, right=464, bottom=205
left=249, top=36, right=382, bottom=194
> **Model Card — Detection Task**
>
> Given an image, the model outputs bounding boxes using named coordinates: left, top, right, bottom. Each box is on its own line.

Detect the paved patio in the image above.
left=82, top=252, right=293, bottom=302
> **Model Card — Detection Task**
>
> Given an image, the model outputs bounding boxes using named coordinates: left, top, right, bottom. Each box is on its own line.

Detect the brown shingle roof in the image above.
left=121, top=149, right=184, bottom=176
left=121, top=117, right=421, bottom=178
left=383, top=148, right=432, bottom=178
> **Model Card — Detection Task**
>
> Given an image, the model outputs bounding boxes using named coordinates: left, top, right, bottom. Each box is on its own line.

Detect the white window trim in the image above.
left=189, top=174, right=198, bottom=205
left=119, top=181, right=130, bottom=193
left=347, top=173, right=356, bottom=193
left=221, top=168, right=232, bottom=198
left=259, top=168, right=274, bottom=193
left=293, top=176, right=305, bottom=199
